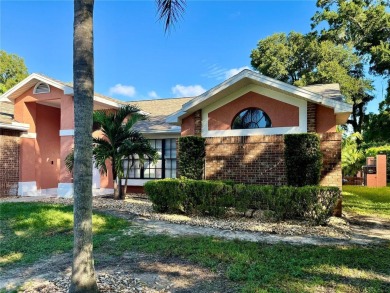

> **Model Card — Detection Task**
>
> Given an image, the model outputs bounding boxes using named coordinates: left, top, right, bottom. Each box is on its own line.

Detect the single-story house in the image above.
left=0, top=69, right=352, bottom=197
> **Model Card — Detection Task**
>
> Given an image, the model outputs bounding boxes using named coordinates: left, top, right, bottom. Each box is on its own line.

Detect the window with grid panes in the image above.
left=123, top=138, right=177, bottom=179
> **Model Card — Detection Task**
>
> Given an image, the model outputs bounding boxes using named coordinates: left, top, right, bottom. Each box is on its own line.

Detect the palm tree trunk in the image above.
left=69, top=0, right=98, bottom=292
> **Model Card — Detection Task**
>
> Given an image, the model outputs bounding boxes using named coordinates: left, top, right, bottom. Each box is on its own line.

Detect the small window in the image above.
left=231, top=108, right=272, bottom=129
left=33, top=82, right=50, bottom=94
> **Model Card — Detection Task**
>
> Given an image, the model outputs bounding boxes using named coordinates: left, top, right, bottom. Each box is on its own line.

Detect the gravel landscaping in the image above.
left=4, top=194, right=352, bottom=239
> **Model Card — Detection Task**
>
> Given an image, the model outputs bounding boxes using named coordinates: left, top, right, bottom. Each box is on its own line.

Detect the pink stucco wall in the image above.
left=181, top=113, right=196, bottom=136
left=35, top=104, right=60, bottom=189
left=316, top=105, right=336, bottom=133
left=208, top=91, right=299, bottom=130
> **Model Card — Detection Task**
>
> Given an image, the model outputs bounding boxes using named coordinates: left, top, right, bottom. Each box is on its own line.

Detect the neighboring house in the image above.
left=0, top=70, right=352, bottom=197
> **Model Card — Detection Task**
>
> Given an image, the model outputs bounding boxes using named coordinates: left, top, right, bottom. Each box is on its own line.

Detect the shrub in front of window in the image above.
left=284, top=133, right=322, bottom=186
left=178, top=136, right=206, bottom=180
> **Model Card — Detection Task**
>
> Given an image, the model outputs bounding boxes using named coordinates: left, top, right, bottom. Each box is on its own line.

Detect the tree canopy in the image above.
left=0, top=50, right=28, bottom=94
left=250, top=32, right=373, bottom=133
left=312, top=0, right=390, bottom=77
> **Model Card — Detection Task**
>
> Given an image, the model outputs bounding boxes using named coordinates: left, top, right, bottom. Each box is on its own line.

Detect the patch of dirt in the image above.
left=0, top=251, right=236, bottom=293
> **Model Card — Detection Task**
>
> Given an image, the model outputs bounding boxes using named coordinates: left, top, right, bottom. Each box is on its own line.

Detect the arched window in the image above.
left=33, top=82, right=50, bottom=94
left=231, top=108, right=272, bottom=129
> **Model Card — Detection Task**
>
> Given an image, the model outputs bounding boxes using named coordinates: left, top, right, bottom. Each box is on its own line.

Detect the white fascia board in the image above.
left=176, top=69, right=352, bottom=120
left=0, top=73, right=73, bottom=101
left=166, top=109, right=186, bottom=124
left=140, top=127, right=181, bottom=135
left=0, top=122, right=30, bottom=131
left=93, top=95, right=121, bottom=108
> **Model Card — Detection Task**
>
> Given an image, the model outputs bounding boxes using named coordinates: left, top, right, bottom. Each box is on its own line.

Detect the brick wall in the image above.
left=205, top=135, right=287, bottom=185
left=307, top=102, right=317, bottom=132
left=204, top=133, right=342, bottom=187
left=0, top=129, right=21, bottom=196
left=319, top=132, right=342, bottom=188
left=194, top=110, right=202, bottom=136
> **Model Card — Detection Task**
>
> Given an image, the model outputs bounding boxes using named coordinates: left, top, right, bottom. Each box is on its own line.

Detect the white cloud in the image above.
left=203, top=64, right=251, bottom=80
left=148, top=91, right=159, bottom=99
left=109, top=84, right=136, bottom=97
left=224, top=66, right=250, bottom=79
left=171, top=84, right=206, bottom=97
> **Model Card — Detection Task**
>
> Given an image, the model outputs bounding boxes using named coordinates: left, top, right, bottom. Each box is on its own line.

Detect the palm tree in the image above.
left=93, top=105, right=157, bottom=199
left=71, top=1, right=185, bottom=292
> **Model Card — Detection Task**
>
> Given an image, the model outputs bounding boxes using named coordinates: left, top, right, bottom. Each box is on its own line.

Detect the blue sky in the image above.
left=1, top=0, right=385, bottom=112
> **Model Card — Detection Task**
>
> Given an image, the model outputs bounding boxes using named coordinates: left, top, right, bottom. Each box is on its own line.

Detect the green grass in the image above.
left=0, top=202, right=128, bottom=268
left=1, top=202, right=389, bottom=292
left=342, top=186, right=390, bottom=219
left=105, top=233, right=390, bottom=293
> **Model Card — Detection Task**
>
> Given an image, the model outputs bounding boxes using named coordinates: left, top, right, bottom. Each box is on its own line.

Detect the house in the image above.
left=0, top=70, right=352, bottom=197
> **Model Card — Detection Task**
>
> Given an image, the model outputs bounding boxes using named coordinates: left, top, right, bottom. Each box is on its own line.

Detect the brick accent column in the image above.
left=319, top=132, right=342, bottom=188
left=194, top=110, right=202, bottom=136
left=307, top=102, right=317, bottom=132
left=0, top=129, right=20, bottom=196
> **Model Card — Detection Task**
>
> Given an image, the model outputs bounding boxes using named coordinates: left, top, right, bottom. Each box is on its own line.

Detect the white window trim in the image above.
left=33, top=82, right=51, bottom=94
left=201, top=84, right=307, bottom=137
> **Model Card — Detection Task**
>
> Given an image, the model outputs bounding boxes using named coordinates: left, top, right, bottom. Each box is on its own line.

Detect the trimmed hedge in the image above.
left=145, top=179, right=340, bottom=224
left=178, top=136, right=206, bottom=180
left=284, top=133, right=322, bottom=186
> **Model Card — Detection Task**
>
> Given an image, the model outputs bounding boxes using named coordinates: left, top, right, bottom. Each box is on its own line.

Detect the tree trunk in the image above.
left=112, top=161, right=121, bottom=200
left=69, top=0, right=98, bottom=292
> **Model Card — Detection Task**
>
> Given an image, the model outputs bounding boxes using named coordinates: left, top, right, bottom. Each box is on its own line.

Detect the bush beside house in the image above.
left=145, top=179, right=340, bottom=224
left=178, top=136, right=206, bottom=180
left=284, top=133, right=322, bottom=186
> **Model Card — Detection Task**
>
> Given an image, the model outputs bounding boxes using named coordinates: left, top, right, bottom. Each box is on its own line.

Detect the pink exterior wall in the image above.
left=93, top=130, right=114, bottom=189
left=377, top=155, right=387, bottom=187
left=181, top=113, right=196, bottom=136
left=59, top=136, right=74, bottom=183
left=35, top=104, right=60, bottom=189
left=208, top=91, right=299, bottom=130
left=61, top=95, right=74, bottom=130
left=316, top=105, right=336, bottom=133
left=19, top=137, right=36, bottom=182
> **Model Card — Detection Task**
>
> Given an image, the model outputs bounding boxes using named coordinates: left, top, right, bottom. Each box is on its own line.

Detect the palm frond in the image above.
left=156, top=0, right=186, bottom=32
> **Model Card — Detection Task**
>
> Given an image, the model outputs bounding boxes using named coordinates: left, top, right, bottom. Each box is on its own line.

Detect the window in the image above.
left=33, top=82, right=50, bottom=94
left=124, top=138, right=177, bottom=179
left=231, top=108, right=271, bottom=129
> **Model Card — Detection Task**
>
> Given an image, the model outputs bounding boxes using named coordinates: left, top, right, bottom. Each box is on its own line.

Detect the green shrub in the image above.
left=233, top=184, right=274, bottom=212
left=284, top=134, right=322, bottom=186
left=145, top=179, right=340, bottom=224
left=144, top=179, right=184, bottom=213
left=272, top=186, right=340, bottom=224
left=183, top=180, right=233, bottom=217
left=178, top=136, right=206, bottom=180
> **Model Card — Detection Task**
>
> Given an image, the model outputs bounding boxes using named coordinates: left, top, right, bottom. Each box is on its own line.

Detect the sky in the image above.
left=0, top=0, right=386, bottom=113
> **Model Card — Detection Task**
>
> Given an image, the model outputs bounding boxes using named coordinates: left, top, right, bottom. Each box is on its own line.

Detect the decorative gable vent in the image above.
left=33, top=82, right=50, bottom=94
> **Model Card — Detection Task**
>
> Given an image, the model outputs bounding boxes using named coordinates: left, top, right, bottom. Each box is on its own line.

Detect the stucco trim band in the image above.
left=59, top=129, right=75, bottom=136
left=18, top=181, right=38, bottom=196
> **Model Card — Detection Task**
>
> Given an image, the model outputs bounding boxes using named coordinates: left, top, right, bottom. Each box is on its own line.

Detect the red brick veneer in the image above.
left=0, top=129, right=20, bottom=196
left=204, top=133, right=342, bottom=187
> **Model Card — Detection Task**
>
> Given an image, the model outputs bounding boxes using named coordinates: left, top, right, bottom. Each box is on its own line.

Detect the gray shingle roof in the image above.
left=129, top=97, right=193, bottom=133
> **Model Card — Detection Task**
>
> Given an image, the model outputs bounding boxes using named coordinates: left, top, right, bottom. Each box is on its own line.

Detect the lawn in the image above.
left=0, top=202, right=128, bottom=268
left=107, top=233, right=390, bottom=293
left=342, top=186, right=390, bottom=220
left=1, top=202, right=389, bottom=293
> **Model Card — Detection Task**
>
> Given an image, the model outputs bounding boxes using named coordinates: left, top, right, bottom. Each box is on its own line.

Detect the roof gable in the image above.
left=167, top=69, right=352, bottom=125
